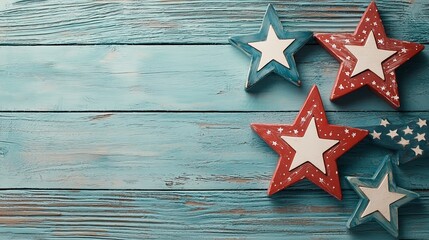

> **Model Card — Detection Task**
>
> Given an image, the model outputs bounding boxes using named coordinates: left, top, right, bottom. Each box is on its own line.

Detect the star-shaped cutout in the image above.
left=229, top=4, right=312, bottom=90
left=346, top=156, right=419, bottom=237
left=314, top=2, right=424, bottom=109
left=365, top=118, right=428, bottom=164
left=251, top=85, right=368, bottom=199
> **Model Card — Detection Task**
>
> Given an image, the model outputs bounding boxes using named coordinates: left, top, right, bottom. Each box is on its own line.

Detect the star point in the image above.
left=251, top=85, right=368, bottom=199
left=229, top=4, right=312, bottom=90
left=346, top=156, right=419, bottom=237
left=314, top=1, right=425, bottom=108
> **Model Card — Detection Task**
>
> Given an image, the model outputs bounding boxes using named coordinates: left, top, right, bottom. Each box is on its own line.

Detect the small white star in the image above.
left=345, top=71, right=350, bottom=76
left=332, top=44, right=337, bottom=49
left=319, top=178, right=324, bottom=183
left=330, top=36, right=335, bottom=40
left=345, top=129, right=350, bottom=134
left=373, top=22, right=378, bottom=26
left=372, top=81, right=377, bottom=85
left=365, top=17, right=370, bottom=22
left=415, top=133, right=426, bottom=142
left=392, top=95, right=399, bottom=100
left=381, top=86, right=386, bottom=91
left=272, top=141, right=278, bottom=146
left=278, top=127, right=284, bottom=133
left=398, top=137, right=410, bottom=147
left=324, top=39, right=330, bottom=43
left=346, top=56, right=351, bottom=60
left=293, top=129, right=299, bottom=134
left=411, top=145, right=423, bottom=156
left=339, top=84, right=345, bottom=90
left=377, top=39, right=384, bottom=44
left=403, top=126, right=413, bottom=135
left=266, top=130, right=271, bottom=135
left=386, top=129, right=398, bottom=139
left=345, top=39, right=350, bottom=44
left=380, top=119, right=390, bottom=127
left=386, top=91, right=390, bottom=96
left=352, top=133, right=356, bottom=138
left=370, top=130, right=381, bottom=139
left=401, top=48, right=407, bottom=53
left=417, top=118, right=427, bottom=128
left=301, top=117, right=306, bottom=122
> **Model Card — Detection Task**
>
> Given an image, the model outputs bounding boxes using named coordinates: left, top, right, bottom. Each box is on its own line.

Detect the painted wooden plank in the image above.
left=0, top=0, right=428, bottom=44
left=0, top=112, right=428, bottom=190
left=0, top=45, right=427, bottom=111
left=0, top=189, right=427, bottom=239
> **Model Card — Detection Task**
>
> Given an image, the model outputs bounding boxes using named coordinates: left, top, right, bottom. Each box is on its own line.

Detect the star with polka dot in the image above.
left=314, top=2, right=424, bottom=109
left=251, top=85, right=368, bottom=199
left=229, top=4, right=312, bottom=90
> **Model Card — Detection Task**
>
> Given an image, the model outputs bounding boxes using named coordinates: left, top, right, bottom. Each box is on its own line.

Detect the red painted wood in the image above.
left=251, top=86, right=368, bottom=200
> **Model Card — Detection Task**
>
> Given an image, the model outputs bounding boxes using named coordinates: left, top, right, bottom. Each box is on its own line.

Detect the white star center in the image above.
left=281, top=117, right=339, bottom=174
left=249, top=25, right=295, bottom=71
left=345, top=31, right=396, bottom=80
left=359, top=174, right=406, bottom=222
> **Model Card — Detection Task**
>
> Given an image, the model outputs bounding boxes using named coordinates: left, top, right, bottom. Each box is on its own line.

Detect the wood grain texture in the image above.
left=0, top=189, right=427, bottom=239
left=0, top=45, right=427, bottom=111
left=0, top=112, right=427, bottom=190
left=0, top=0, right=428, bottom=44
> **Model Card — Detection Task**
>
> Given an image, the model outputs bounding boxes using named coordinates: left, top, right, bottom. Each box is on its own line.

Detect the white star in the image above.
left=339, top=84, right=344, bottom=90
left=359, top=174, right=406, bottom=222
left=417, top=118, right=427, bottom=128
left=386, top=129, right=398, bottom=139
left=272, top=141, right=278, bottom=146
left=249, top=25, right=295, bottom=71
left=401, top=48, right=407, bottom=53
left=266, top=130, right=271, bottom=135
left=411, top=145, right=423, bottom=156
left=345, top=129, right=350, bottom=134
left=398, top=137, right=410, bottom=147
left=415, top=133, right=426, bottom=142
left=403, top=126, right=413, bottom=135
left=277, top=127, right=284, bottom=133
left=281, top=118, right=339, bottom=174
left=345, top=31, right=396, bottom=80
left=380, top=119, right=390, bottom=127
left=365, top=17, right=370, bottom=22
left=370, top=130, right=381, bottom=139
left=345, top=39, right=350, bottom=44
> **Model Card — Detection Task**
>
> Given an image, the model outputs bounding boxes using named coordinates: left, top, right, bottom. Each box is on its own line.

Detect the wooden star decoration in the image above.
left=366, top=118, right=428, bottom=165
left=314, top=1, right=424, bottom=109
left=346, top=156, right=419, bottom=237
left=251, top=85, right=368, bottom=200
left=229, top=4, right=312, bottom=90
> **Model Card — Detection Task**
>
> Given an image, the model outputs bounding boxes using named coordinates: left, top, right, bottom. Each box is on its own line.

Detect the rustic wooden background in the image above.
left=0, top=0, right=428, bottom=239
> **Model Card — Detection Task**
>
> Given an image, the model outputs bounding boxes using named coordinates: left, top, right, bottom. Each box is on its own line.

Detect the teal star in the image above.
left=229, top=4, right=312, bottom=90
left=346, top=156, right=419, bottom=237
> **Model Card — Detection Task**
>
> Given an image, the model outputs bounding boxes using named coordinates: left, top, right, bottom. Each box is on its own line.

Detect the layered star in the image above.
left=314, top=2, right=424, bottom=109
left=366, top=118, right=429, bottom=164
left=346, top=156, right=419, bottom=237
left=251, top=85, right=368, bottom=199
left=229, top=4, right=312, bottom=90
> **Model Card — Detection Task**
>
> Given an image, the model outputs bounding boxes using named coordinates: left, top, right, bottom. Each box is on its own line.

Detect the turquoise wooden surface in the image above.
left=0, top=0, right=428, bottom=239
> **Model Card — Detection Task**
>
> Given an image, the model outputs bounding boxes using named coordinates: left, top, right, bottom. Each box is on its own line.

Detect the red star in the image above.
left=314, top=1, right=424, bottom=109
left=251, top=86, right=368, bottom=200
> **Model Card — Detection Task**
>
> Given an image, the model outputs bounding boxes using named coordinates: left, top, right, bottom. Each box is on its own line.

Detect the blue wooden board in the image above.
left=0, top=0, right=428, bottom=239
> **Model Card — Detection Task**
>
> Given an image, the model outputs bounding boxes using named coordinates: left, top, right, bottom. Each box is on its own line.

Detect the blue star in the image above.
left=229, top=4, right=312, bottom=90
left=346, top=156, right=419, bottom=237
left=366, top=118, right=428, bottom=164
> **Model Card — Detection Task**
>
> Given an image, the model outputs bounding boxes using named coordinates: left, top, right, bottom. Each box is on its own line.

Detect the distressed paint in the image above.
left=0, top=190, right=428, bottom=239
left=0, top=0, right=428, bottom=44
left=0, top=45, right=427, bottom=111
left=0, top=112, right=427, bottom=190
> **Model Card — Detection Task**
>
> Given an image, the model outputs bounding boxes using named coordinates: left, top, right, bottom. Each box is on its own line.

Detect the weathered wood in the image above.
left=0, top=45, right=427, bottom=111
left=0, top=0, right=428, bottom=44
left=0, top=189, right=427, bottom=239
left=0, top=112, right=428, bottom=190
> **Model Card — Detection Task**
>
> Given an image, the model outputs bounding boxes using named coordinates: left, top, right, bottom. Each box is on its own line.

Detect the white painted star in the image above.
left=281, top=118, right=339, bottom=174
left=417, top=118, right=427, bottom=128
left=345, top=31, right=396, bottom=80
left=359, top=174, right=406, bottom=222
left=370, top=130, right=381, bottom=140
left=398, top=137, right=410, bottom=147
left=380, top=119, right=390, bottom=127
left=272, top=141, right=278, bottom=146
left=415, top=133, right=426, bottom=142
left=345, top=129, right=350, bottom=134
left=266, top=130, right=271, bottom=135
left=249, top=25, right=295, bottom=71
left=403, top=126, right=413, bottom=135
left=386, top=129, right=398, bottom=139
left=277, top=127, right=284, bottom=133
left=411, top=145, right=423, bottom=156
